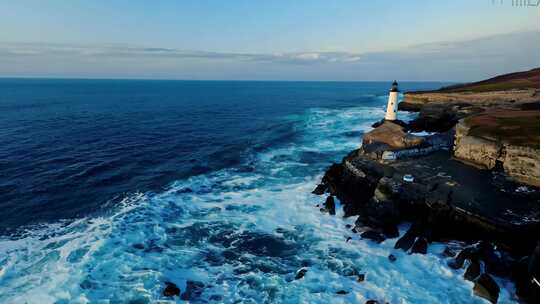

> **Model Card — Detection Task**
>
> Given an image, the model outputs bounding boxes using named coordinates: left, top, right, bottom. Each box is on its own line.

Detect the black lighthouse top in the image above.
left=390, top=80, right=399, bottom=92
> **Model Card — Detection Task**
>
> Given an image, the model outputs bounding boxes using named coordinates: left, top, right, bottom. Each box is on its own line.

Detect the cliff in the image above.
left=454, top=110, right=540, bottom=187
left=314, top=67, right=540, bottom=303
left=400, top=67, right=540, bottom=188
left=399, top=67, right=540, bottom=133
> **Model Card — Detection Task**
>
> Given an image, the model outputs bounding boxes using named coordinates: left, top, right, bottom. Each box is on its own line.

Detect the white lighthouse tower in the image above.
left=384, top=80, right=399, bottom=121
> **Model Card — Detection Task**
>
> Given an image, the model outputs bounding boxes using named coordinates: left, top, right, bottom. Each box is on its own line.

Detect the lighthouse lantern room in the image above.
left=385, top=80, right=399, bottom=121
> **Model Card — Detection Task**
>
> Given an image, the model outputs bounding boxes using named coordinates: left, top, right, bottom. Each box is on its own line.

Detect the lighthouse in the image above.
left=385, top=80, right=399, bottom=121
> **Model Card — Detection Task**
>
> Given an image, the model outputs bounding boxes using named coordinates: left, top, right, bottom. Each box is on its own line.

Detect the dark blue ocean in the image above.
left=0, top=80, right=516, bottom=303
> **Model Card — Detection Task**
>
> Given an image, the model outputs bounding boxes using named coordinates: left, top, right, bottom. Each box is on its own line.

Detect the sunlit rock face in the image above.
left=362, top=121, right=424, bottom=150
left=453, top=110, right=540, bottom=187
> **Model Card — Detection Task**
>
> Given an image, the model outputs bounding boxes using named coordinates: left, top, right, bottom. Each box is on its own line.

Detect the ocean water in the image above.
left=0, top=80, right=516, bottom=303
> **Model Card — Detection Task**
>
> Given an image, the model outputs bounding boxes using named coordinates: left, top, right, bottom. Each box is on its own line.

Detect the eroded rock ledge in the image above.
left=454, top=110, right=540, bottom=187
left=400, top=89, right=540, bottom=133
left=316, top=147, right=540, bottom=302
left=314, top=104, right=540, bottom=302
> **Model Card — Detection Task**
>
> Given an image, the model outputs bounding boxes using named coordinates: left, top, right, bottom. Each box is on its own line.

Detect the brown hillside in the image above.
left=415, top=67, right=540, bottom=93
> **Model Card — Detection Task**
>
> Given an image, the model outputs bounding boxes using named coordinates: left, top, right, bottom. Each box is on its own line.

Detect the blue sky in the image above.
left=1, top=0, right=539, bottom=81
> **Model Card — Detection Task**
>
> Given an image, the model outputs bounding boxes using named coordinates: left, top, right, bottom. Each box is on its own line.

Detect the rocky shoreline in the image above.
left=313, top=69, right=540, bottom=303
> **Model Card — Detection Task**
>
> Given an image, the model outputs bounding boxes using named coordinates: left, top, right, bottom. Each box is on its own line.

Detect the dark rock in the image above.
left=511, top=256, right=531, bottom=299
left=382, top=225, right=399, bottom=238
left=345, top=224, right=352, bottom=229
left=346, top=237, right=352, bottom=243
left=464, top=260, right=481, bottom=281
left=365, top=300, right=380, bottom=304
left=528, top=242, right=540, bottom=302
left=411, top=237, right=428, bottom=254
left=394, top=225, right=419, bottom=251
left=357, top=196, right=401, bottom=230
left=529, top=242, right=540, bottom=284
left=132, top=243, right=145, bottom=250
left=312, top=183, right=327, bottom=195
left=361, top=230, right=385, bottom=243
left=442, top=246, right=457, bottom=258
left=324, top=196, right=336, bottom=215
left=181, top=280, right=205, bottom=301
left=477, top=242, right=509, bottom=277
left=388, top=254, right=397, bottom=262
left=336, top=290, right=349, bottom=295
left=371, top=119, right=384, bottom=128
left=372, top=119, right=408, bottom=129
left=406, top=104, right=460, bottom=133
left=473, top=274, right=500, bottom=304
left=321, top=160, right=383, bottom=217
left=163, top=281, right=180, bottom=297
left=295, top=268, right=308, bottom=280
left=448, top=247, right=478, bottom=269
left=357, top=273, right=365, bottom=282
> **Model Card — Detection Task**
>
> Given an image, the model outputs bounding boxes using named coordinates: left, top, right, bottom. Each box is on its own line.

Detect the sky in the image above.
left=0, top=0, right=539, bottom=81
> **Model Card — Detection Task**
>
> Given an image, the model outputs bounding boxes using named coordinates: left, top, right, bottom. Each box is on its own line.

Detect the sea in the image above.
left=0, top=79, right=517, bottom=303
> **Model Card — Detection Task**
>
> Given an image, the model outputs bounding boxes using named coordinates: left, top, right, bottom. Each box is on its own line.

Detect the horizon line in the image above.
left=0, top=76, right=458, bottom=84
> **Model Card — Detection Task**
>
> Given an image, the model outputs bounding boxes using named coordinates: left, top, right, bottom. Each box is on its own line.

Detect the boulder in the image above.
left=382, top=225, right=400, bottom=238
left=295, top=268, right=308, bottom=280
left=132, top=243, right=145, bottom=250
left=388, top=254, right=397, bottom=262
left=442, top=246, right=457, bottom=258
left=336, top=290, right=349, bottom=295
left=324, top=196, right=336, bottom=215
left=362, top=121, right=425, bottom=151
left=448, top=247, right=479, bottom=270
left=163, top=281, right=180, bottom=297
left=464, top=260, right=481, bottom=281
left=473, top=274, right=500, bottom=304
left=312, top=183, right=327, bottom=195
left=360, top=230, right=385, bottom=244
left=394, top=225, right=419, bottom=252
left=411, top=237, right=428, bottom=254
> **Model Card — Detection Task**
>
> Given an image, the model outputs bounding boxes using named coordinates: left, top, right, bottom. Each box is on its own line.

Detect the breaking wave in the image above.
left=0, top=106, right=516, bottom=303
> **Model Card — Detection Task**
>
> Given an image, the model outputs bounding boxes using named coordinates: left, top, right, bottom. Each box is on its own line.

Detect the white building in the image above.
left=384, top=80, right=399, bottom=121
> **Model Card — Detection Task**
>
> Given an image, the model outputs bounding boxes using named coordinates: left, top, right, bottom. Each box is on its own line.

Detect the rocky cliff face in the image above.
left=454, top=110, right=540, bottom=187
left=362, top=121, right=424, bottom=150
left=399, top=89, right=540, bottom=133
left=315, top=68, right=540, bottom=303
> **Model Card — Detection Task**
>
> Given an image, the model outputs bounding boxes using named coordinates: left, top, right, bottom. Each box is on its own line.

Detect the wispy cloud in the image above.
left=0, top=42, right=362, bottom=65
left=1, top=31, right=539, bottom=81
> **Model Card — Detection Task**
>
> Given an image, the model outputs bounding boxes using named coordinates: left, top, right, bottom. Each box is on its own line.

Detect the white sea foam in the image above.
left=0, top=105, right=518, bottom=303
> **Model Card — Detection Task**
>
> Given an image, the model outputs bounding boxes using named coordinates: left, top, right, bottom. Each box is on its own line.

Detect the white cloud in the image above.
left=1, top=31, right=539, bottom=81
